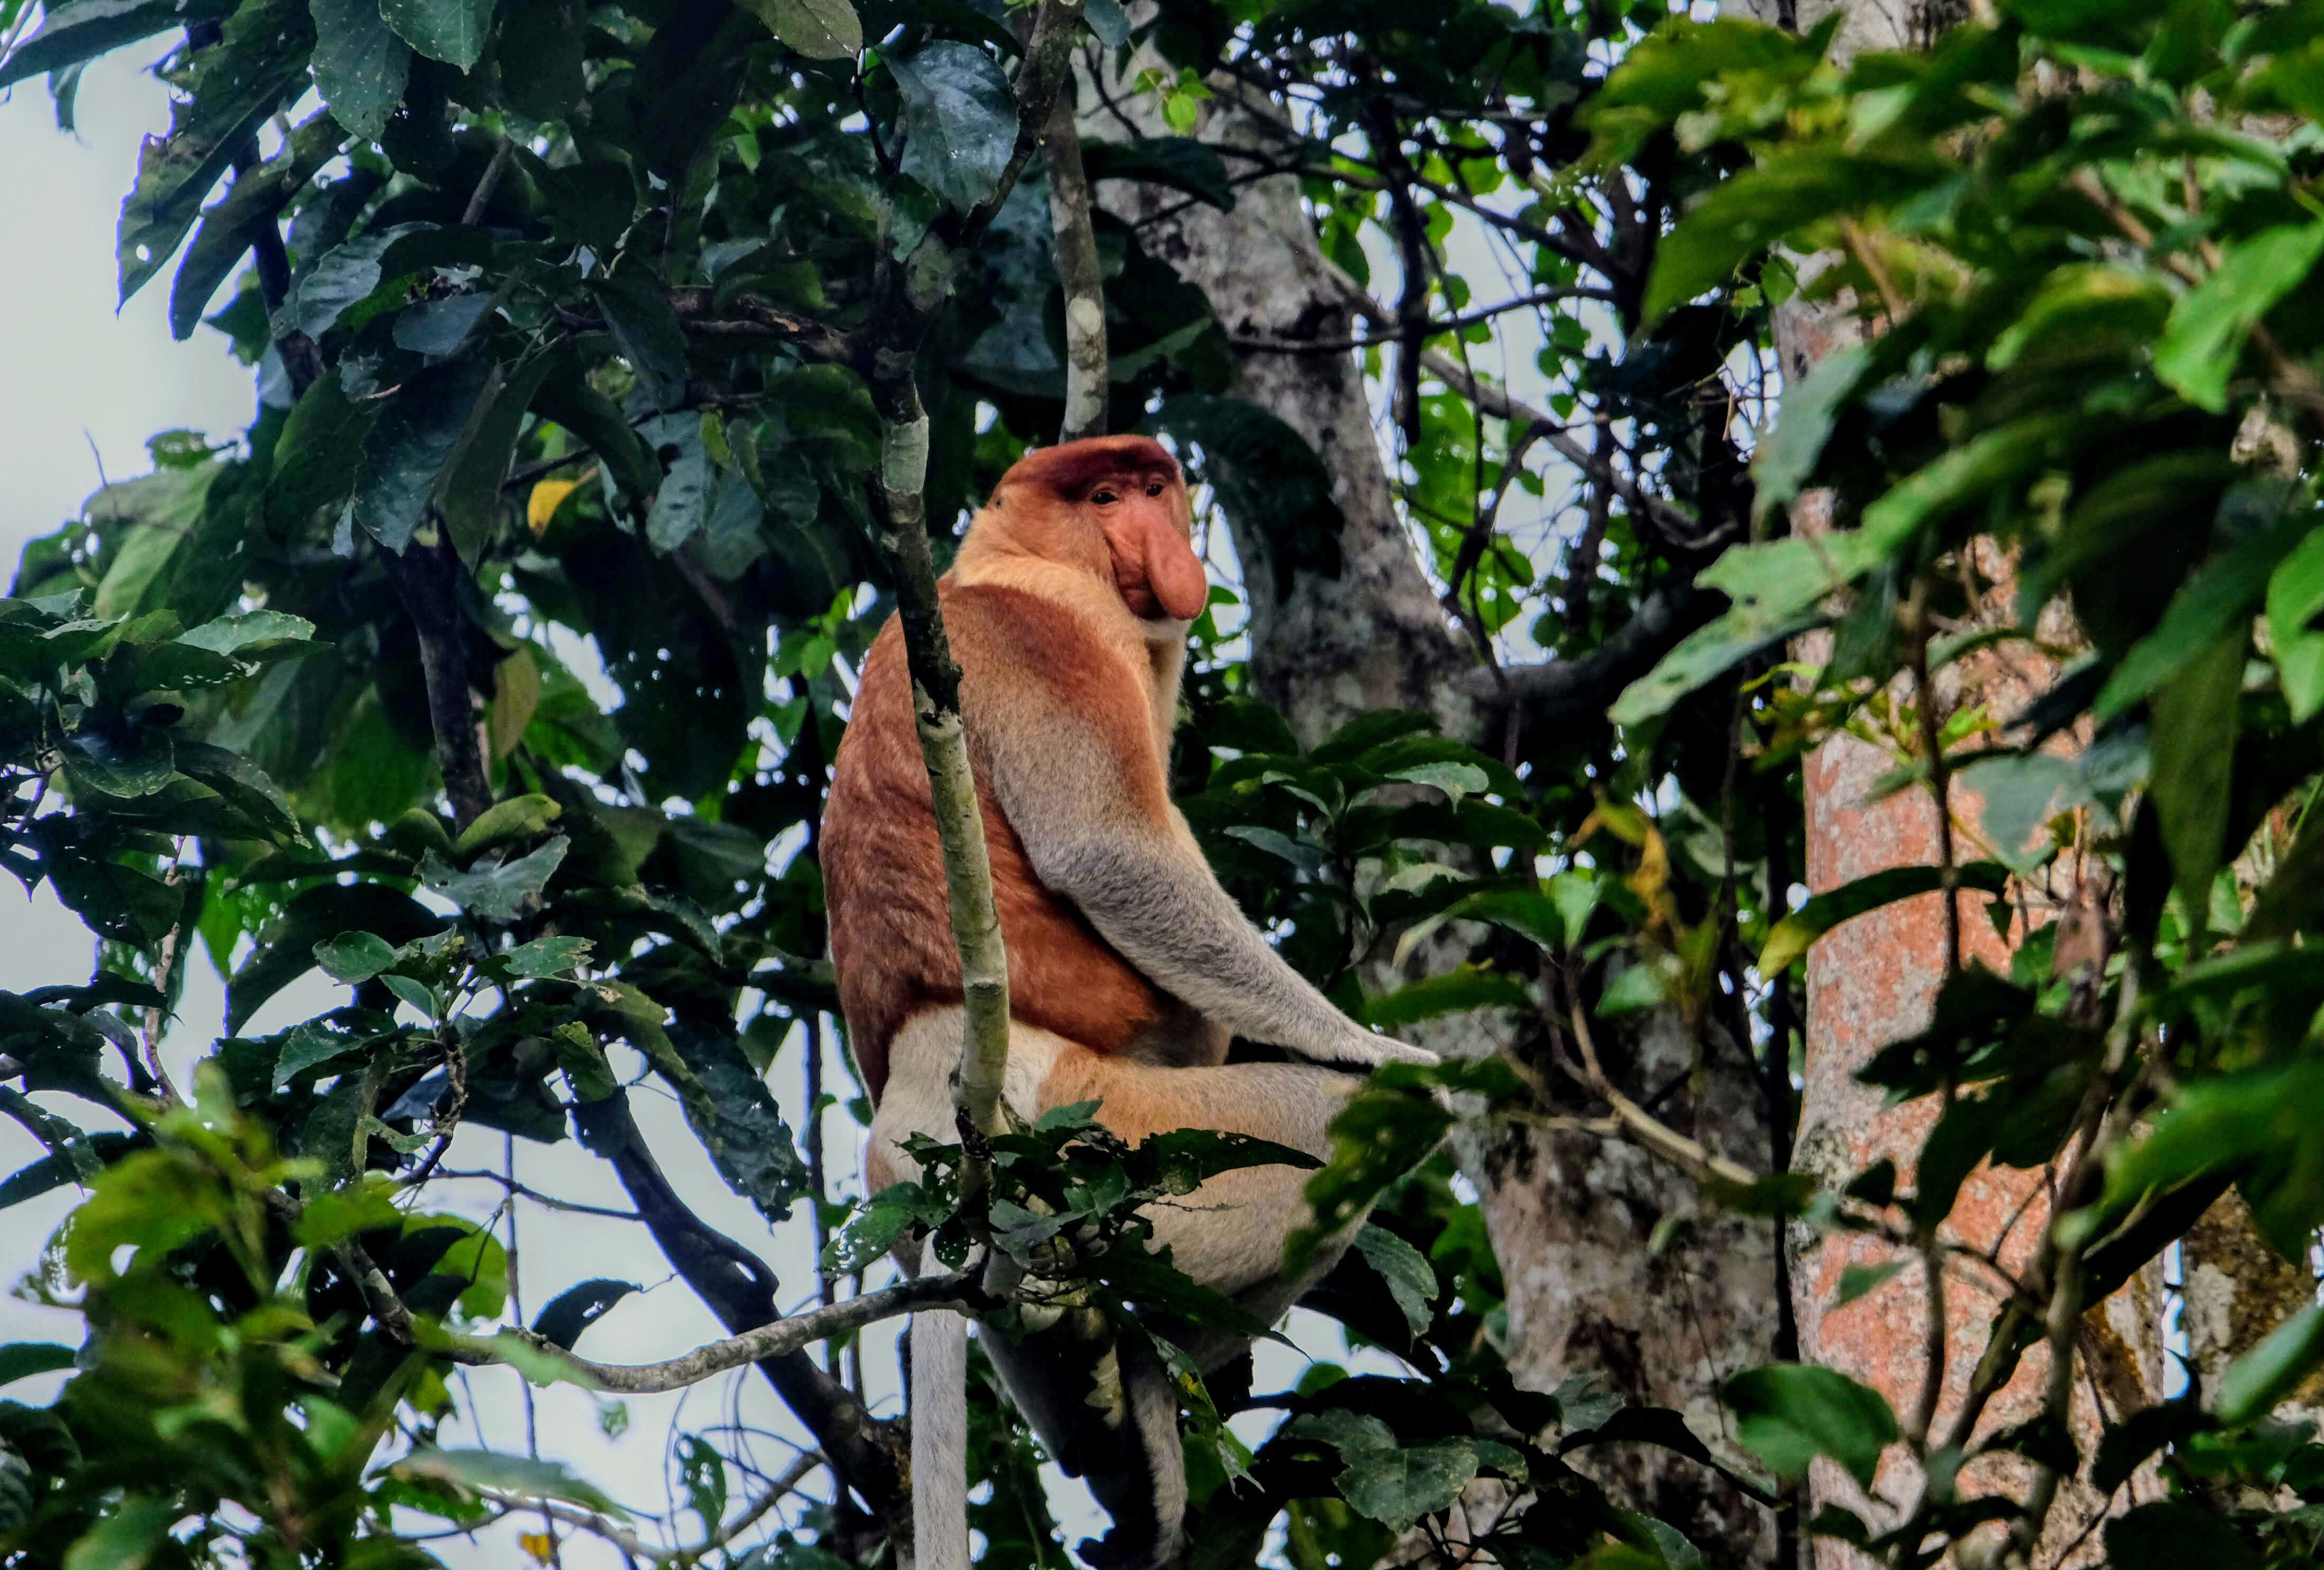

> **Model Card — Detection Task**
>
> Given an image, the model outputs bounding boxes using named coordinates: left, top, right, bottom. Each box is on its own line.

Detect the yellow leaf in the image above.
left=527, top=477, right=582, bottom=533
left=519, top=1530, right=557, bottom=1563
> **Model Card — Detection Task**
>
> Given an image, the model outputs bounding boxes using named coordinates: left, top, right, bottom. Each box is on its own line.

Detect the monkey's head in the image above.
left=974, top=435, right=1209, bottom=623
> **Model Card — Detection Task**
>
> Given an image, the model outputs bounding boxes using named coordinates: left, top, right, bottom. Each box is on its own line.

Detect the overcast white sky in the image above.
left=0, top=52, right=1395, bottom=1564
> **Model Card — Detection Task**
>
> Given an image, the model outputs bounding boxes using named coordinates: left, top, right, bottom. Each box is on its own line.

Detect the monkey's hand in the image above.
left=1291, top=1028, right=1439, bottom=1073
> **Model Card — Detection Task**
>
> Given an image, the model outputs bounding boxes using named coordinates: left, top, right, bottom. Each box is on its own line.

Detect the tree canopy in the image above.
left=5, top=0, right=2324, bottom=1565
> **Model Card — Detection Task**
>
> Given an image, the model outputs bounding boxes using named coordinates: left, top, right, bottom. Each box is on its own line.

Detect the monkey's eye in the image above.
left=1145, top=481, right=1165, bottom=498
left=1089, top=487, right=1119, bottom=506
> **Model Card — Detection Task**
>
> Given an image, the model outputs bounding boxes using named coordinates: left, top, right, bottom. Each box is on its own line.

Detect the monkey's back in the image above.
left=823, top=582, right=1173, bottom=1102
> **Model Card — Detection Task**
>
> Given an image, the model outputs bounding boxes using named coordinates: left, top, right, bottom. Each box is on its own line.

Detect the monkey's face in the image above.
left=1085, top=468, right=1206, bottom=623
left=990, top=436, right=1208, bottom=624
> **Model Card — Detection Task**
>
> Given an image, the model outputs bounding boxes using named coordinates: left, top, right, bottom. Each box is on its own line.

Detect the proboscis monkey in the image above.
left=823, top=434, right=1435, bottom=1568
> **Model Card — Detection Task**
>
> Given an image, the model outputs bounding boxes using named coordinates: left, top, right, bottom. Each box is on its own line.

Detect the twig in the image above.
left=431, top=1166, right=644, bottom=1220
left=1564, top=993, right=1761, bottom=1190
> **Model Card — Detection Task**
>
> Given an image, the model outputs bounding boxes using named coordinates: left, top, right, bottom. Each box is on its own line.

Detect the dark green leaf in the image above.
left=313, top=930, right=400, bottom=983
left=891, top=41, right=1016, bottom=212
left=2103, top=1503, right=2258, bottom=1570
left=1352, top=1224, right=1436, bottom=1339
left=418, top=835, right=568, bottom=920
left=0, top=1343, right=76, bottom=1387
left=533, top=1279, right=637, bottom=1350
left=2148, top=630, right=2244, bottom=928
left=733, top=0, right=859, bottom=58
left=0, top=0, right=232, bottom=88
left=351, top=355, right=491, bottom=552
left=309, top=0, right=408, bottom=140
left=499, top=935, right=592, bottom=978
left=379, top=0, right=488, bottom=68
left=116, top=0, right=314, bottom=303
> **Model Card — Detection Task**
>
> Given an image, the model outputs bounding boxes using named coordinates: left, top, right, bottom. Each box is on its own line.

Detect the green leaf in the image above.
left=62, top=1494, right=178, bottom=1570
left=271, top=223, right=431, bottom=341
left=308, top=0, right=409, bottom=140
left=1644, top=152, right=1903, bottom=325
left=1334, top=1438, right=1479, bottom=1532
left=1723, top=1364, right=1898, bottom=1489
left=2215, top=1305, right=2324, bottom=1425
left=313, top=929, right=401, bottom=983
left=2097, top=1056, right=2324, bottom=1262
left=732, top=0, right=859, bottom=58
left=500, top=935, right=593, bottom=978
left=2266, top=523, right=2324, bottom=722
left=2148, top=630, right=2245, bottom=929
left=178, top=608, right=316, bottom=657
left=351, top=355, right=491, bottom=552
left=295, top=1177, right=402, bottom=1249
left=1596, top=958, right=1671, bottom=1017
left=1835, top=1261, right=1907, bottom=1306
left=419, top=835, right=569, bottom=920
left=60, top=727, right=174, bottom=799
left=388, top=1449, right=629, bottom=1518
left=496, top=0, right=583, bottom=116
left=2154, top=220, right=2324, bottom=412
left=890, top=41, right=1017, bottom=212
left=1617, top=415, right=2072, bottom=726
left=1750, top=342, right=1870, bottom=526
left=381, top=973, right=438, bottom=1018
left=1353, top=1225, right=1436, bottom=1338
left=454, top=793, right=563, bottom=856
left=378, top=0, right=488, bottom=67
left=271, top=1019, right=374, bottom=1087
left=1361, top=965, right=1528, bottom=1027
left=665, top=1019, right=809, bottom=1222
left=1385, top=761, right=1488, bottom=802
left=1760, top=863, right=2009, bottom=975
left=0, top=1343, right=77, bottom=1387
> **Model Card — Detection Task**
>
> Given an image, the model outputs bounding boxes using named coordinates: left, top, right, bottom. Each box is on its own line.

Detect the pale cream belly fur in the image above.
left=865, top=1004, right=1364, bottom=1313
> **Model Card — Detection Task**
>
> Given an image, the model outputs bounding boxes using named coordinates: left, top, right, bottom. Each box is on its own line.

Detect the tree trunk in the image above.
left=1092, top=53, right=1780, bottom=1566
left=1741, top=5, right=2167, bottom=1564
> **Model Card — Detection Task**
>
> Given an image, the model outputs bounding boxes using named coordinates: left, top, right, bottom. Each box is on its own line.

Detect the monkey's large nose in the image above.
left=1144, top=519, right=1209, bottom=621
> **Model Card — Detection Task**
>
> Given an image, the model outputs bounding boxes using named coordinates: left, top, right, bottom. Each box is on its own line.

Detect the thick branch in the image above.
left=868, top=418, right=1012, bottom=1156
left=1046, top=67, right=1109, bottom=442
left=1465, top=580, right=1721, bottom=752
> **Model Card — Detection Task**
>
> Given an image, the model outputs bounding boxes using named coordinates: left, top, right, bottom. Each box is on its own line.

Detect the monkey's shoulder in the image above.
left=939, top=580, right=1151, bottom=704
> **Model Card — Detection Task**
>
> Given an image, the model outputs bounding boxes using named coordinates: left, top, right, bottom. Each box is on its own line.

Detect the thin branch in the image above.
left=1045, top=60, right=1109, bottom=442
left=383, top=532, right=493, bottom=829
left=1229, top=286, right=1619, bottom=353
left=665, top=289, right=855, bottom=364
left=430, top=1167, right=644, bottom=1220
left=422, top=1274, right=978, bottom=1394
left=1563, top=993, right=1761, bottom=1191
left=461, top=139, right=516, bottom=228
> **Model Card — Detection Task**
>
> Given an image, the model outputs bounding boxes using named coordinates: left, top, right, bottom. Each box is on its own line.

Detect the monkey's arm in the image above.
left=976, top=656, right=1434, bottom=1071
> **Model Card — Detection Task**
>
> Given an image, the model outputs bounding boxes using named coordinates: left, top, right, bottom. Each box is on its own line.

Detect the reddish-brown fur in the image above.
left=824, top=436, right=1202, bottom=1101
